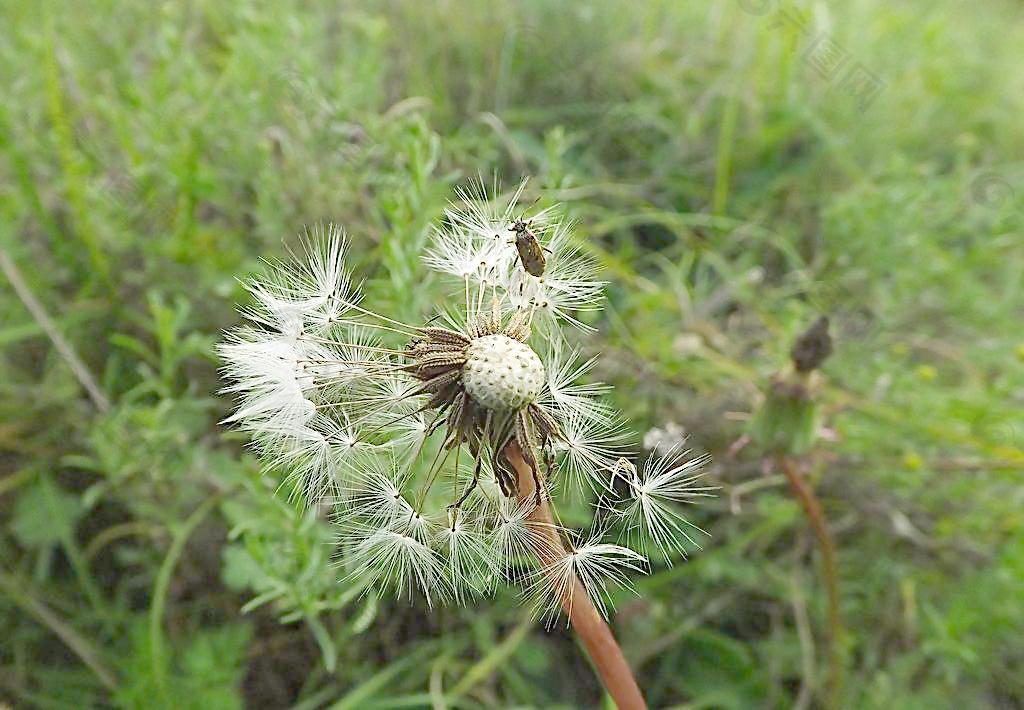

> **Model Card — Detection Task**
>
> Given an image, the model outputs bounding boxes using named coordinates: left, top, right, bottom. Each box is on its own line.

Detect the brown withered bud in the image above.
left=791, top=316, right=833, bottom=373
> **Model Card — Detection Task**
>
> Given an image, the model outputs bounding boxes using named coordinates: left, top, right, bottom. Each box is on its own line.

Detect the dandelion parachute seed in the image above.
left=614, top=445, right=718, bottom=563
left=218, top=181, right=713, bottom=625
left=348, top=527, right=446, bottom=606
left=529, top=533, right=648, bottom=627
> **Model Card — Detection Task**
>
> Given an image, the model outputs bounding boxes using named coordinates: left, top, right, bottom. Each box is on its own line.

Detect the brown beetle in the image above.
left=509, top=217, right=547, bottom=277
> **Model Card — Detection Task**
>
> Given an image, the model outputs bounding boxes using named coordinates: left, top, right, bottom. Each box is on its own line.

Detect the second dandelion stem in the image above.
left=505, top=441, right=647, bottom=710
left=777, top=454, right=843, bottom=708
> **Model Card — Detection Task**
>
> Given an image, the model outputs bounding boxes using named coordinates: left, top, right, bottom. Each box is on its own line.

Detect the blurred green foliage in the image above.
left=1, top=0, right=1022, bottom=707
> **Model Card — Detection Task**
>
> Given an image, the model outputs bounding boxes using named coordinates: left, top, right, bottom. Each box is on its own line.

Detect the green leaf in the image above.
left=113, top=618, right=251, bottom=710
left=11, top=476, right=84, bottom=548
left=181, top=622, right=252, bottom=709
left=221, top=544, right=270, bottom=593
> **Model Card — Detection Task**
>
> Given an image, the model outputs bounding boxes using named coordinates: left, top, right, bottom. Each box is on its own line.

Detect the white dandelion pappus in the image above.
left=614, top=445, right=717, bottom=563
left=552, top=409, right=632, bottom=495
left=251, top=414, right=367, bottom=503
left=344, top=456, right=418, bottom=525
left=346, top=526, right=447, bottom=607
left=484, top=496, right=563, bottom=590
left=528, top=530, right=648, bottom=627
left=218, top=181, right=712, bottom=618
left=537, top=343, right=615, bottom=425
left=218, top=332, right=312, bottom=425
left=437, top=512, right=494, bottom=602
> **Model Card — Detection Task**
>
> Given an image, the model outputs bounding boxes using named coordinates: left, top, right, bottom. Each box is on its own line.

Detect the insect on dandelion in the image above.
left=218, top=179, right=714, bottom=708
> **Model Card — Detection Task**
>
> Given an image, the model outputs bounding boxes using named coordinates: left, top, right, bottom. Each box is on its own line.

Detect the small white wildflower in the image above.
left=642, top=421, right=689, bottom=456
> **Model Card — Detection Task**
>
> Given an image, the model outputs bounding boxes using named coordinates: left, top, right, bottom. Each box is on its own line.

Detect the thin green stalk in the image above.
left=149, top=493, right=224, bottom=700
left=329, top=644, right=439, bottom=710
left=42, top=16, right=112, bottom=289
left=39, top=473, right=114, bottom=632
left=712, top=91, right=739, bottom=215
left=448, top=615, right=532, bottom=699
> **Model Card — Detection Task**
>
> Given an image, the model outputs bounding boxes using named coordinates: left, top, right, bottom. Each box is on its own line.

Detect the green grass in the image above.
left=2, top=0, right=1022, bottom=707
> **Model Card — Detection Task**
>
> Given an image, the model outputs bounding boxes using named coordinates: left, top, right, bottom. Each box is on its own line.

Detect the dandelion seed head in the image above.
left=218, top=182, right=713, bottom=616
left=462, top=334, right=545, bottom=410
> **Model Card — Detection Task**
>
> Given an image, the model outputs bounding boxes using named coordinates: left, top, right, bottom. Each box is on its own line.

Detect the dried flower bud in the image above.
left=791, top=316, right=833, bottom=373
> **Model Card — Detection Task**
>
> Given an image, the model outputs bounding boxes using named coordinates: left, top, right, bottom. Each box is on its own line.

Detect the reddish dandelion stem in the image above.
left=777, top=454, right=843, bottom=709
left=505, top=441, right=648, bottom=710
